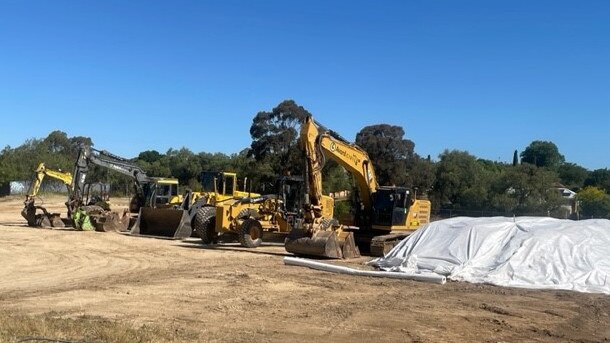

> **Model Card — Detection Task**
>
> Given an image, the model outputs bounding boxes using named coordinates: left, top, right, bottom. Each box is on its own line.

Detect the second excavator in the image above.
left=21, top=162, right=73, bottom=228
left=284, top=116, right=431, bottom=258
left=71, top=145, right=189, bottom=236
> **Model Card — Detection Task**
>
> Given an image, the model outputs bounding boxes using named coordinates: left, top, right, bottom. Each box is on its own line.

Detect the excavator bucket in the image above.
left=21, top=205, right=37, bottom=227
left=130, top=207, right=192, bottom=239
left=21, top=204, right=65, bottom=228
left=285, top=228, right=360, bottom=259
left=94, top=210, right=130, bottom=232
left=47, top=213, right=65, bottom=228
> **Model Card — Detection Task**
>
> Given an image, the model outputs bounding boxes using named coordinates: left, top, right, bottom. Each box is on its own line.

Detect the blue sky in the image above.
left=1, top=1, right=608, bottom=169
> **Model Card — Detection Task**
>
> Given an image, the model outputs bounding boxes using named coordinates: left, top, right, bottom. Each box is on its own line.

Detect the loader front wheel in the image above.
left=193, top=207, right=217, bottom=244
left=239, top=219, right=263, bottom=248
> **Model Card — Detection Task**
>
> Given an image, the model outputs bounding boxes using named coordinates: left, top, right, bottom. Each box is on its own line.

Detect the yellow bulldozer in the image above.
left=284, top=116, right=432, bottom=258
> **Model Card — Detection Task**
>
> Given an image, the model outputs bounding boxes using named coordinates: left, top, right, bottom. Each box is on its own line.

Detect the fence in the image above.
left=0, top=180, right=70, bottom=196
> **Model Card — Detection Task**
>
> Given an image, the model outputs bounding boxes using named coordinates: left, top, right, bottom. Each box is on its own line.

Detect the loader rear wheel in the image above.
left=193, top=207, right=217, bottom=244
left=239, top=219, right=263, bottom=248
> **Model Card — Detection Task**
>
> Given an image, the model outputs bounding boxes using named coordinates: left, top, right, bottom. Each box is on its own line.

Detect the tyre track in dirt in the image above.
left=0, top=227, right=197, bottom=301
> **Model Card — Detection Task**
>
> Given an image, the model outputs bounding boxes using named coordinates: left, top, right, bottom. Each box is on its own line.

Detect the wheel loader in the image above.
left=131, top=171, right=260, bottom=239
left=284, top=116, right=432, bottom=258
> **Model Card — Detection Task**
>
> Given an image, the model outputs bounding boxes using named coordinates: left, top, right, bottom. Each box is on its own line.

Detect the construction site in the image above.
left=2, top=2, right=610, bottom=342
left=0, top=110, right=608, bottom=343
left=0, top=194, right=609, bottom=343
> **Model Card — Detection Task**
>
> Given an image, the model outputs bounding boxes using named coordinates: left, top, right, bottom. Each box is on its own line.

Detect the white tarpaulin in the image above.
left=370, top=217, right=610, bottom=294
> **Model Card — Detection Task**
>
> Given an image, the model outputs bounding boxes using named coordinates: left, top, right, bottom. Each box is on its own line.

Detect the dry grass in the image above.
left=0, top=311, right=199, bottom=343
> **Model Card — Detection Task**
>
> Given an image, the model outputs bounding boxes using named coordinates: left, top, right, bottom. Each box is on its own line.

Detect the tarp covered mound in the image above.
left=370, top=217, right=610, bottom=294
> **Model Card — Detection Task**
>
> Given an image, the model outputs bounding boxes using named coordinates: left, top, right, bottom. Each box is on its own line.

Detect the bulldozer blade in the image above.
left=130, top=207, right=192, bottom=239
left=285, top=229, right=360, bottom=259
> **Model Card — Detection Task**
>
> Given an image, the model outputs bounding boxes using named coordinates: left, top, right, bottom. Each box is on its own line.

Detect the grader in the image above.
left=193, top=176, right=334, bottom=248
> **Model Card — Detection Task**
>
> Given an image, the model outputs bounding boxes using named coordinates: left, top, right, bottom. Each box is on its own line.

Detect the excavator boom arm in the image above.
left=300, top=116, right=377, bottom=210
left=73, top=146, right=149, bottom=191
left=27, top=163, right=73, bottom=198
left=70, top=145, right=153, bottom=214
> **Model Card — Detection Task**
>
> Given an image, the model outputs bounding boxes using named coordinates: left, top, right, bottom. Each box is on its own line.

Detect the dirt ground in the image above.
left=0, top=195, right=609, bottom=343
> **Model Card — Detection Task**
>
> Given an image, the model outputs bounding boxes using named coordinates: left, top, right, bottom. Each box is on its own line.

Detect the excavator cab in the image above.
left=277, top=176, right=304, bottom=215
left=371, top=187, right=412, bottom=228
left=153, top=182, right=177, bottom=206
left=83, top=182, right=111, bottom=208
left=145, top=178, right=180, bottom=208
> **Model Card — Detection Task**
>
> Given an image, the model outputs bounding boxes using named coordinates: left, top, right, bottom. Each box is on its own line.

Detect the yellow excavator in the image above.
left=21, top=163, right=73, bottom=228
left=284, top=116, right=431, bottom=258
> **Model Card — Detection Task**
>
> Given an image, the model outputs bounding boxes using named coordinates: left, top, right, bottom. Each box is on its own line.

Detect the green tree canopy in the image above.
left=558, top=162, right=589, bottom=190
left=512, top=150, right=519, bottom=166
left=249, top=100, right=310, bottom=181
left=489, top=164, right=562, bottom=215
left=520, top=140, right=565, bottom=169
left=432, top=150, right=491, bottom=210
left=138, top=150, right=163, bottom=163
left=355, top=124, right=415, bottom=187
left=1, top=105, right=607, bottom=221
left=577, top=186, right=610, bottom=219
left=584, top=168, right=610, bottom=193
left=0, top=131, right=89, bottom=184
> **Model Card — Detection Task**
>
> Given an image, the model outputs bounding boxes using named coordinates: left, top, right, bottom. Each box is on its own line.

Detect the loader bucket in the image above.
left=130, top=207, right=192, bottom=239
left=285, top=228, right=360, bottom=259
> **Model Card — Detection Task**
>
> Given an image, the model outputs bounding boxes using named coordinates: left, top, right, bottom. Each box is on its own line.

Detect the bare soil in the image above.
left=1, top=195, right=609, bottom=342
